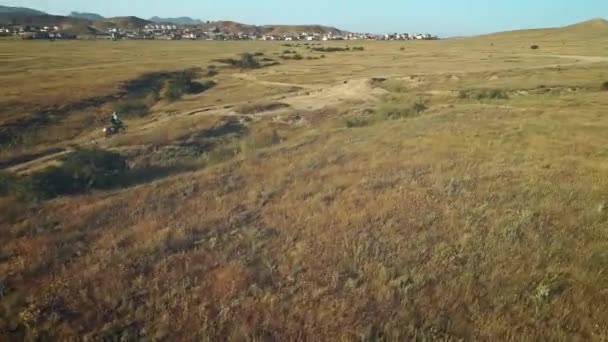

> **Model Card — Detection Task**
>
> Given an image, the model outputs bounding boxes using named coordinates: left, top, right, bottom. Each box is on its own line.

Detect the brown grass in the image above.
left=2, top=24, right=608, bottom=340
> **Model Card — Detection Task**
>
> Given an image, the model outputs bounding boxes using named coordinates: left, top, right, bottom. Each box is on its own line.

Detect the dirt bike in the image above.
left=103, top=124, right=127, bottom=138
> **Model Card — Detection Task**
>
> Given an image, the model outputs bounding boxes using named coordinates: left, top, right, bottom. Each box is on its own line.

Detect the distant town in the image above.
left=0, top=23, right=439, bottom=41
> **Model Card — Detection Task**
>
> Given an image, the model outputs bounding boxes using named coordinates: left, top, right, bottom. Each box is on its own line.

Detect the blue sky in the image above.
left=4, top=0, right=608, bottom=36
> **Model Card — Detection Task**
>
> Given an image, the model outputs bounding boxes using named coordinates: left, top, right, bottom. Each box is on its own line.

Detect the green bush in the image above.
left=238, top=53, right=260, bottom=69
left=25, top=149, right=129, bottom=199
left=459, top=89, right=509, bottom=100
left=163, top=70, right=214, bottom=101
left=352, top=46, right=365, bottom=51
left=602, top=81, right=608, bottom=91
left=530, top=45, right=540, bottom=50
left=62, top=149, right=128, bottom=190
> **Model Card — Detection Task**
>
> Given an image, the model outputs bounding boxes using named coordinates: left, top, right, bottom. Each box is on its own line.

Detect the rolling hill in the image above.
left=69, top=11, right=105, bottom=21
left=149, top=16, right=203, bottom=25
left=0, top=5, right=46, bottom=15
left=0, top=5, right=347, bottom=36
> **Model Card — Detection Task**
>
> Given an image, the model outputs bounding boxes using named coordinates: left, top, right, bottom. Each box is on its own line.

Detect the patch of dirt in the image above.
left=283, top=78, right=388, bottom=111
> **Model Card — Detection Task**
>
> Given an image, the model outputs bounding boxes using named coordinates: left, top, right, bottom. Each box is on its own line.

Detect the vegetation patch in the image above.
left=214, top=53, right=263, bottom=69
left=312, top=46, right=350, bottom=52
left=602, top=81, right=608, bottom=91
left=530, top=45, right=540, bottom=50
left=345, top=116, right=370, bottom=128
left=164, top=70, right=216, bottom=101
left=1, top=149, right=129, bottom=200
left=235, top=102, right=290, bottom=114
left=375, top=97, right=428, bottom=120
left=280, top=54, right=304, bottom=60
left=459, top=89, right=510, bottom=100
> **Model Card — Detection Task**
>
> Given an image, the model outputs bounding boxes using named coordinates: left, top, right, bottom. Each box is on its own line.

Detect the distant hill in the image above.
left=0, top=13, right=87, bottom=28
left=195, top=21, right=346, bottom=36
left=102, top=16, right=151, bottom=30
left=69, top=11, right=105, bottom=21
left=0, top=5, right=46, bottom=16
left=149, top=16, right=203, bottom=25
left=0, top=11, right=150, bottom=36
left=477, top=18, right=608, bottom=41
left=262, top=25, right=345, bottom=36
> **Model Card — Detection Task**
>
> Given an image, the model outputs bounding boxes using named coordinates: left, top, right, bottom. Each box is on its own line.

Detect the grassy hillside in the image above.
left=1, top=20, right=608, bottom=340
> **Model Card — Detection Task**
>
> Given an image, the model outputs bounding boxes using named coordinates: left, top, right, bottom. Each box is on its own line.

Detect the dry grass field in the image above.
left=1, top=19, right=608, bottom=340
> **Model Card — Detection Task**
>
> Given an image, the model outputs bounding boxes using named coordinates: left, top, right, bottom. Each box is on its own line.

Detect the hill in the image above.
left=0, top=13, right=90, bottom=28
left=476, top=17, right=608, bottom=41
left=0, top=5, right=46, bottom=15
left=69, top=11, right=105, bottom=21
left=103, top=16, right=151, bottom=30
left=149, top=16, right=203, bottom=25
left=262, top=24, right=345, bottom=35
left=195, top=21, right=346, bottom=35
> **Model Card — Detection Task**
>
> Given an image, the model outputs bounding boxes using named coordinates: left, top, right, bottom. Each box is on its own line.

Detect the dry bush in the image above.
left=235, top=102, right=289, bottom=114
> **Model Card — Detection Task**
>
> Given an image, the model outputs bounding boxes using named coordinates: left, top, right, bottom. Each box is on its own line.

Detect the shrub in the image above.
left=235, top=102, right=289, bottom=114
left=27, top=149, right=128, bottom=199
left=253, top=52, right=264, bottom=56
left=293, top=54, right=303, bottom=60
left=189, top=80, right=217, bottom=94
left=312, top=46, right=349, bottom=52
left=400, top=47, right=405, bottom=51
left=238, top=53, right=260, bottom=69
left=164, top=71, right=197, bottom=101
left=531, top=45, right=540, bottom=50
left=61, top=149, right=128, bottom=190
left=375, top=97, right=428, bottom=121
left=459, top=89, right=509, bottom=100
left=602, top=81, right=608, bottom=91
left=345, top=117, right=370, bottom=128
left=412, top=98, right=428, bottom=113
left=0, top=171, right=19, bottom=196
left=352, top=46, right=365, bottom=51
left=163, top=70, right=214, bottom=101
left=214, top=53, right=260, bottom=69
left=28, top=166, right=74, bottom=199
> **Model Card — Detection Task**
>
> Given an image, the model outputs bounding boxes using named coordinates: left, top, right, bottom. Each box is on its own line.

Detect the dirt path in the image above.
left=230, top=73, right=318, bottom=90
left=6, top=148, right=72, bottom=175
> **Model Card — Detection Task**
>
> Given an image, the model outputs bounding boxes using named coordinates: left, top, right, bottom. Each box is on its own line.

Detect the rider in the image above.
left=110, top=112, right=122, bottom=128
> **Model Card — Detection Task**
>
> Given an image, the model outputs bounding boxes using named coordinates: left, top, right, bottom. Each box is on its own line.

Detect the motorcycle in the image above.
left=103, top=123, right=127, bottom=137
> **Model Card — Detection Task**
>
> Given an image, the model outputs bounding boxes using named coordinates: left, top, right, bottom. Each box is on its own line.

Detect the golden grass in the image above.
left=1, top=23, right=608, bottom=340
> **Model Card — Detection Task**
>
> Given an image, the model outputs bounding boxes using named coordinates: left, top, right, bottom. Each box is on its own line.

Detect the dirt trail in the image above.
left=516, top=53, right=608, bottom=70
left=230, top=73, right=317, bottom=89
left=6, top=148, right=72, bottom=175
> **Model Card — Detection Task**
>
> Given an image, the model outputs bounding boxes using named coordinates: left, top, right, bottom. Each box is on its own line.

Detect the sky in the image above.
left=4, top=0, right=608, bottom=36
